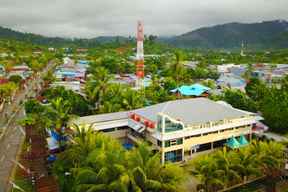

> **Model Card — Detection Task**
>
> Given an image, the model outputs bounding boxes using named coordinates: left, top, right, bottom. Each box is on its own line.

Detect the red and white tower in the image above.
left=136, top=21, right=144, bottom=87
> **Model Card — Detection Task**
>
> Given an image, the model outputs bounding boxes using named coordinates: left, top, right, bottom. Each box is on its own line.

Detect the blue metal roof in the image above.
left=78, top=60, right=89, bottom=65
left=170, top=84, right=210, bottom=96
left=217, top=74, right=246, bottom=87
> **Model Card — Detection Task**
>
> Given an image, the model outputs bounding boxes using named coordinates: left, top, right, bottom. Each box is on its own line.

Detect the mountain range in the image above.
left=1, top=20, right=288, bottom=50
left=0, top=26, right=128, bottom=47
left=165, top=20, right=288, bottom=50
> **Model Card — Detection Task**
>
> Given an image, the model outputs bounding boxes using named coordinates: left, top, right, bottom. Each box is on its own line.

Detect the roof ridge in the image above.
left=160, top=100, right=171, bottom=113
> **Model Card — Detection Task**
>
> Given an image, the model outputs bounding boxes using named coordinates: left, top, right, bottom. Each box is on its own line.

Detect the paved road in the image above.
left=262, top=132, right=288, bottom=142
left=0, top=61, right=56, bottom=192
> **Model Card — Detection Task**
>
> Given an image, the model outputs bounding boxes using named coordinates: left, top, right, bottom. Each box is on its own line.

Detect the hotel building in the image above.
left=73, top=98, right=259, bottom=163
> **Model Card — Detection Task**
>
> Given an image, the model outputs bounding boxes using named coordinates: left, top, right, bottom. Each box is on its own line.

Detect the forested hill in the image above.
left=1, top=20, right=288, bottom=50
left=0, top=26, right=128, bottom=47
left=164, top=20, right=288, bottom=50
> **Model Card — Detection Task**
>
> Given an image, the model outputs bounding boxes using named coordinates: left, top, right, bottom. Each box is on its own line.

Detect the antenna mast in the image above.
left=136, top=21, right=144, bottom=88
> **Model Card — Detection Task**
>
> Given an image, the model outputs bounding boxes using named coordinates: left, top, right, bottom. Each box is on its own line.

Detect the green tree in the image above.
left=222, top=89, right=257, bottom=112
left=252, top=141, right=285, bottom=192
left=188, top=155, right=224, bottom=192
left=85, top=67, right=111, bottom=108
left=50, top=97, right=73, bottom=130
left=53, top=129, right=185, bottom=192
left=9, top=75, right=23, bottom=85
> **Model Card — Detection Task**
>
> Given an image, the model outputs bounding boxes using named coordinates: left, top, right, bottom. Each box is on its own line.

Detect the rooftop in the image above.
left=133, top=98, right=249, bottom=125
left=73, top=111, right=128, bottom=125
left=217, top=74, right=246, bottom=87
left=170, top=83, right=210, bottom=96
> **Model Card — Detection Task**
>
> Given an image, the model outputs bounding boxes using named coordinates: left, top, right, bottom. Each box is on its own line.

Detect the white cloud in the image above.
left=0, top=0, right=287, bottom=37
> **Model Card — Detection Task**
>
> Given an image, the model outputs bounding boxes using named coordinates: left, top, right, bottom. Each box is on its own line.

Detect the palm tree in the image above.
left=53, top=130, right=185, bottom=192
left=85, top=80, right=99, bottom=107
left=257, top=141, right=284, bottom=192
left=188, top=154, right=224, bottom=192
left=233, top=147, right=261, bottom=183
left=122, top=89, right=144, bottom=110
left=67, top=130, right=130, bottom=192
left=85, top=67, right=111, bottom=108
left=50, top=97, right=72, bottom=130
left=128, top=143, right=185, bottom=192
left=213, top=148, right=242, bottom=188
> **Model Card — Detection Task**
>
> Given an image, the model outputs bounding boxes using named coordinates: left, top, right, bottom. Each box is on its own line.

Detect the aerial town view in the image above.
left=1, top=0, right=288, bottom=192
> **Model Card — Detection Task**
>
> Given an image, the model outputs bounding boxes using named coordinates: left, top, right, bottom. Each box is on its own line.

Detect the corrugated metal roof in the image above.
left=73, top=98, right=250, bottom=127
left=133, top=98, right=248, bottom=125
left=73, top=111, right=128, bottom=125
left=170, top=84, right=210, bottom=96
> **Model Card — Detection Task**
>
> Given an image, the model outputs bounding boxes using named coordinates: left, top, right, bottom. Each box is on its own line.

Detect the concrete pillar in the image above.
left=161, top=116, right=165, bottom=134
left=211, top=142, right=214, bottom=150
left=182, top=148, right=185, bottom=162
left=161, top=132, right=165, bottom=165
left=161, top=150, right=165, bottom=165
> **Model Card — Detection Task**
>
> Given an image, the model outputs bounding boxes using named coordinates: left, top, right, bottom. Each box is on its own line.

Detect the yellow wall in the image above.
left=161, top=126, right=251, bottom=152
left=183, top=126, right=251, bottom=151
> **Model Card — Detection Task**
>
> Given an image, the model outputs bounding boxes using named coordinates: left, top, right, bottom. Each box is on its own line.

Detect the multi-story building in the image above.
left=73, top=98, right=259, bottom=163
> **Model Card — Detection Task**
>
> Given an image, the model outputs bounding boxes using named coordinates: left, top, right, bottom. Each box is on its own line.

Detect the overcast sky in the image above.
left=0, top=0, right=287, bottom=38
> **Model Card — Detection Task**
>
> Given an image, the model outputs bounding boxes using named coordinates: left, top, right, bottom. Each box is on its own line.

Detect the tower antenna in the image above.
left=136, top=21, right=144, bottom=88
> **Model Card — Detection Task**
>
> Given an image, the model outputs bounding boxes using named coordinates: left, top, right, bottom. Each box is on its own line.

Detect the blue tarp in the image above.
left=50, top=130, right=67, bottom=142
left=47, top=155, right=57, bottom=162
left=170, top=84, right=210, bottom=96
left=123, top=143, right=134, bottom=150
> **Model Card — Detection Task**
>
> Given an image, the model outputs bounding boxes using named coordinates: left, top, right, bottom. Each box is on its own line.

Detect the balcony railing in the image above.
left=153, top=118, right=256, bottom=140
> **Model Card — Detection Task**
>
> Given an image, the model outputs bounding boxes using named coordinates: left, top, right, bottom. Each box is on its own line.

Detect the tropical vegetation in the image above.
left=188, top=141, right=284, bottom=192
left=53, top=126, right=186, bottom=192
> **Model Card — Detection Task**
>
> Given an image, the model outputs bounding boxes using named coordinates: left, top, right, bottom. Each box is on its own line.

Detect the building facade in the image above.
left=73, top=98, right=258, bottom=163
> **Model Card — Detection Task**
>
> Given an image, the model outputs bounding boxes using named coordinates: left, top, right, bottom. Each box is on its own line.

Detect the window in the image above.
left=185, top=134, right=201, bottom=140
left=165, top=141, right=170, bottom=147
left=102, top=128, right=115, bottom=132
left=177, top=138, right=183, bottom=145
left=157, top=140, right=162, bottom=147
left=165, top=118, right=183, bottom=133
left=164, top=138, right=183, bottom=147
left=164, top=149, right=183, bottom=162
left=117, top=126, right=128, bottom=130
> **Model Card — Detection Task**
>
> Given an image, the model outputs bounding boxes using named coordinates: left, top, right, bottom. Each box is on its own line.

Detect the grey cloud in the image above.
left=0, top=0, right=287, bottom=38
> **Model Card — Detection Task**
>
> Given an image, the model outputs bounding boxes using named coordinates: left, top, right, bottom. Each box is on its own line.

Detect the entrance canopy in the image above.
left=238, top=135, right=249, bottom=146
left=226, top=135, right=249, bottom=149
left=226, top=136, right=240, bottom=149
